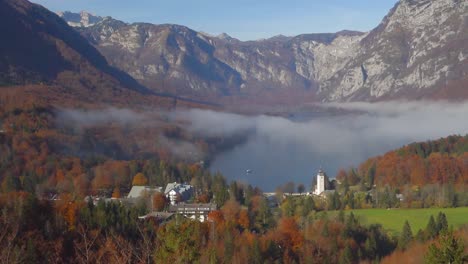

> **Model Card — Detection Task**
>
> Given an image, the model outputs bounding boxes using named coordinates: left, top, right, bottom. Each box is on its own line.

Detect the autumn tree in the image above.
left=111, top=187, right=121, bottom=199
left=152, top=192, right=167, bottom=211
left=238, top=209, right=250, bottom=230
left=154, top=220, right=205, bottom=263
left=132, top=172, right=148, bottom=186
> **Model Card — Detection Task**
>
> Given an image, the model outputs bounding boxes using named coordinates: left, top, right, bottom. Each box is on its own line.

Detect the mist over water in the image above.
left=57, top=102, right=468, bottom=192
left=181, top=101, right=468, bottom=191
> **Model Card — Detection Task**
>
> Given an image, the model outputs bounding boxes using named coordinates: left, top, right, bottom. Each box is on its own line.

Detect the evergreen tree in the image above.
left=415, top=229, right=425, bottom=243
left=425, top=215, right=437, bottom=240
left=330, top=191, right=341, bottom=210
left=340, top=244, right=356, bottom=264
left=365, top=234, right=378, bottom=260
left=425, top=229, right=466, bottom=264
left=436, top=212, right=448, bottom=234
left=398, top=220, right=413, bottom=250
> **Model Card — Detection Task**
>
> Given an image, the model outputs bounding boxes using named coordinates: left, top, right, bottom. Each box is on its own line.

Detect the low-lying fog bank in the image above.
left=57, top=101, right=468, bottom=192
left=178, top=101, right=468, bottom=191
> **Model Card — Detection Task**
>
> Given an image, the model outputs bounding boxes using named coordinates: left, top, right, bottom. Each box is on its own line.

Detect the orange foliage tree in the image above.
left=152, top=192, right=167, bottom=211
left=132, top=173, right=148, bottom=186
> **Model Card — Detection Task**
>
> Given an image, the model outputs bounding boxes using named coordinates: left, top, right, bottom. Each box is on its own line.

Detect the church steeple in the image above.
left=314, top=168, right=327, bottom=195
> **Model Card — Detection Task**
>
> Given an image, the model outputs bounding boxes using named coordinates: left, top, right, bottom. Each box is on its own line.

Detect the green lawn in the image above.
left=333, top=207, right=468, bottom=235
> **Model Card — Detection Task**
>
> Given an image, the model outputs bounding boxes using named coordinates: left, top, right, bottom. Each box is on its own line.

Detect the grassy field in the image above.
left=331, top=207, right=468, bottom=235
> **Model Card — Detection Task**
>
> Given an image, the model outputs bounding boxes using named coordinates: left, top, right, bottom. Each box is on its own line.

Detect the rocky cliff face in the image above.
left=61, top=0, right=468, bottom=102
left=321, top=0, right=468, bottom=101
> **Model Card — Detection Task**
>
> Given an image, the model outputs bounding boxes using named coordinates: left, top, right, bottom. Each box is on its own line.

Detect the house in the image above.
left=164, top=182, right=194, bottom=205
left=168, top=203, right=217, bottom=222
left=127, top=186, right=163, bottom=199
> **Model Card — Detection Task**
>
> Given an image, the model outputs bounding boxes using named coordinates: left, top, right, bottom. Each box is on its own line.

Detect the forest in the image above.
left=0, top=97, right=467, bottom=263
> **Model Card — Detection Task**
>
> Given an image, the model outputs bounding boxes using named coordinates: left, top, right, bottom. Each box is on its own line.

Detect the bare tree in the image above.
left=74, top=224, right=101, bottom=264
left=0, top=219, right=20, bottom=264
left=134, top=222, right=155, bottom=264
left=96, top=232, right=133, bottom=264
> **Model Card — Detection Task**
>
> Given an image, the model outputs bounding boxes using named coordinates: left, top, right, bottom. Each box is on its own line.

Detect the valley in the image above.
left=0, top=0, right=467, bottom=263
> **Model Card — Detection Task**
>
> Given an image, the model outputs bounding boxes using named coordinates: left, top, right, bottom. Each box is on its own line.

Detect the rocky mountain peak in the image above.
left=58, top=0, right=468, bottom=103
left=216, top=32, right=238, bottom=43
left=57, top=11, right=103, bottom=27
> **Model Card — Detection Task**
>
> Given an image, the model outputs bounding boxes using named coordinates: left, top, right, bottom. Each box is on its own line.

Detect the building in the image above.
left=168, top=203, right=217, bottom=222
left=283, top=192, right=312, bottom=198
left=138, top=212, right=174, bottom=223
left=127, top=186, right=162, bottom=199
left=313, top=169, right=329, bottom=195
left=164, top=182, right=194, bottom=205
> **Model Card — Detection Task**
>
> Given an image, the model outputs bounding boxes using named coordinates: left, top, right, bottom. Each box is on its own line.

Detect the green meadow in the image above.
left=328, top=207, right=468, bottom=235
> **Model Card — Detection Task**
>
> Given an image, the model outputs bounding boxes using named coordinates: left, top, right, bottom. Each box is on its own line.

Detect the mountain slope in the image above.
left=71, top=15, right=364, bottom=101
left=0, top=0, right=154, bottom=100
left=321, top=0, right=468, bottom=101
left=61, top=0, right=468, bottom=103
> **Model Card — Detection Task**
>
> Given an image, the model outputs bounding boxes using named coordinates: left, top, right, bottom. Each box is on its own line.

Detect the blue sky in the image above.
left=31, top=0, right=398, bottom=40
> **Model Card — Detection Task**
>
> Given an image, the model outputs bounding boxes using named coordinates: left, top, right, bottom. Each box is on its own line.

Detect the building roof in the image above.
left=138, top=212, right=174, bottom=221
left=127, top=186, right=162, bottom=199
left=164, top=182, right=192, bottom=195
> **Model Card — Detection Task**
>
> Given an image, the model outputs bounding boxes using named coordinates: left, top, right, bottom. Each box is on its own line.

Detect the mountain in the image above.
left=60, top=0, right=468, bottom=103
left=0, top=0, right=157, bottom=99
left=321, top=0, right=468, bottom=101
left=57, top=11, right=104, bottom=27
left=61, top=12, right=364, bottom=101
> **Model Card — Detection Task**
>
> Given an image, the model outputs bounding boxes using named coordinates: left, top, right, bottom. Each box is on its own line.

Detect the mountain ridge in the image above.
left=41, top=0, right=468, bottom=104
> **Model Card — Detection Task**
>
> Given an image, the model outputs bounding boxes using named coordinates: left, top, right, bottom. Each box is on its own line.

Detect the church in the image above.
left=313, top=169, right=329, bottom=195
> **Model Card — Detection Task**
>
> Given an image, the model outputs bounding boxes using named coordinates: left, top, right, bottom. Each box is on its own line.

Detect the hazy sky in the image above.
left=30, top=0, right=398, bottom=40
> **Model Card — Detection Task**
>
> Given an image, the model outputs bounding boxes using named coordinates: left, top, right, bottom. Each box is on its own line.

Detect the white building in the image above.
left=313, top=169, right=328, bottom=195
left=127, top=186, right=162, bottom=199
left=169, top=203, right=217, bottom=222
left=164, top=182, right=194, bottom=205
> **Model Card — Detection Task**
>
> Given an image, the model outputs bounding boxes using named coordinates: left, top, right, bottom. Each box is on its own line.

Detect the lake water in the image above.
left=205, top=102, right=468, bottom=191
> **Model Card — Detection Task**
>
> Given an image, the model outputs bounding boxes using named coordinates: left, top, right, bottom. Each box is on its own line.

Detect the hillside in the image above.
left=337, top=134, right=468, bottom=188
left=0, top=0, right=226, bottom=192
left=60, top=0, right=468, bottom=104
left=0, top=0, right=220, bottom=112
